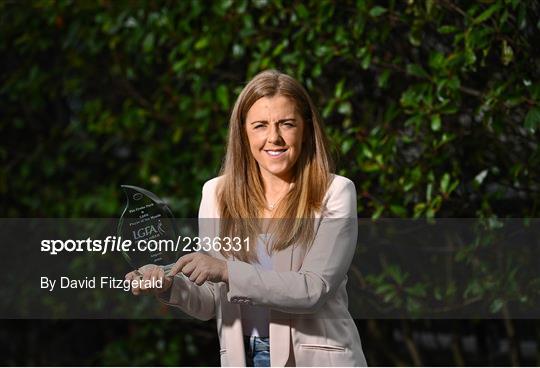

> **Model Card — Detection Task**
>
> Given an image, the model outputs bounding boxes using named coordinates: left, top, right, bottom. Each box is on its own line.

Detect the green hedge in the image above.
left=2, top=0, right=539, bottom=219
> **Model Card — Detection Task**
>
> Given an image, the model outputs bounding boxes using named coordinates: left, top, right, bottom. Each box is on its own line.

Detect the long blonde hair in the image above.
left=217, top=70, right=334, bottom=262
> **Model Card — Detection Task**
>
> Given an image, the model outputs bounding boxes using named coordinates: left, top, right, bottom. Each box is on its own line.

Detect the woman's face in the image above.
left=245, top=95, right=304, bottom=182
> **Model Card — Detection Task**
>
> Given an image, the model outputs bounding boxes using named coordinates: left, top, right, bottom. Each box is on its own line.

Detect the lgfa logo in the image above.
left=133, top=220, right=166, bottom=240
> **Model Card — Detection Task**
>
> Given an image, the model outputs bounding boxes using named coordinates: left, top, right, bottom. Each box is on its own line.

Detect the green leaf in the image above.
left=375, top=284, right=395, bottom=295
left=369, top=6, right=387, bottom=17
left=194, top=37, right=209, bottom=50
left=338, top=101, right=352, bottom=115
left=428, top=52, right=446, bottom=70
left=434, top=287, right=443, bottom=301
left=341, top=139, right=353, bottom=154
left=387, top=265, right=407, bottom=284
left=465, top=48, right=477, bottom=65
left=501, top=40, right=514, bottom=65
left=400, top=89, right=420, bottom=108
left=216, top=85, right=229, bottom=110
left=295, top=3, right=309, bottom=19
left=430, top=114, right=441, bottom=131
left=390, top=204, right=407, bottom=217
left=524, top=107, right=540, bottom=132
left=383, top=290, right=397, bottom=303
left=362, top=145, right=373, bottom=159
left=440, top=173, right=450, bottom=193
left=142, top=33, right=154, bottom=53
left=474, top=3, right=501, bottom=24
left=372, top=205, right=384, bottom=220
left=406, top=63, right=430, bottom=79
left=377, top=69, right=390, bottom=88
left=335, top=79, right=345, bottom=98
left=490, top=299, right=504, bottom=313
left=464, top=280, right=483, bottom=298
left=172, top=127, right=183, bottom=143
left=406, top=283, right=427, bottom=298
left=438, top=25, right=458, bottom=34
left=272, top=39, right=288, bottom=57
left=361, top=52, right=371, bottom=70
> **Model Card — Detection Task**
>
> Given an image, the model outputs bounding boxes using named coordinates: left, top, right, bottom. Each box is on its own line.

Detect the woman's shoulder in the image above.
left=326, top=173, right=356, bottom=195
left=202, top=175, right=225, bottom=194
left=199, top=176, right=225, bottom=218
left=322, top=174, right=357, bottom=218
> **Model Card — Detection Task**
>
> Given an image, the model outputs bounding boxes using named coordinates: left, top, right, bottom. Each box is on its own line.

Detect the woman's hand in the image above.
left=168, top=252, right=228, bottom=286
left=125, top=264, right=173, bottom=296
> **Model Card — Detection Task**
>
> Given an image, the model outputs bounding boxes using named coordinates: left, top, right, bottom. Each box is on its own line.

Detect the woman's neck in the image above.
left=260, top=171, right=293, bottom=196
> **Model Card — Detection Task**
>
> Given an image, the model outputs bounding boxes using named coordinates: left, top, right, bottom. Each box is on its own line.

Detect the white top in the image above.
left=240, top=234, right=272, bottom=337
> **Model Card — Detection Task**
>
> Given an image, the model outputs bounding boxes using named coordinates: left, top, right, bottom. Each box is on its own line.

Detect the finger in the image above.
left=128, top=269, right=143, bottom=280
left=194, top=271, right=207, bottom=286
left=156, top=266, right=165, bottom=281
left=168, top=255, right=192, bottom=276
left=151, top=266, right=161, bottom=285
left=150, top=267, right=163, bottom=293
left=168, top=254, right=194, bottom=277
left=189, top=268, right=201, bottom=283
left=142, top=266, right=152, bottom=280
left=134, top=266, right=155, bottom=294
left=156, top=266, right=167, bottom=286
left=168, top=253, right=197, bottom=276
left=141, top=266, right=156, bottom=292
left=125, top=271, right=135, bottom=281
left=181, top=259, right=198, bottom=277
left=135, top=269, right=143, bottom=280
left=132, top=279, right=141, bottom=295
left=139, top=264, right=156, bottom=275
left=127, top=271, right=143, bottom=295
left=158, top=267, right=170, bottom=289
left=156, top=266, right=171, bottom=283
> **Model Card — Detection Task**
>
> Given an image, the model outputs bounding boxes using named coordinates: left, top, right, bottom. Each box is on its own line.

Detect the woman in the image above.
left=126, top=70, right=367, bottom=367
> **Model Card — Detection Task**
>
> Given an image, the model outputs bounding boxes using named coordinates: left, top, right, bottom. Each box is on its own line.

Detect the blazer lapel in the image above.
left=270, top=244, right=293, bottom=366
left=219, top=224, right=246, bottom=365
left=224, top=218, right=322, bottom=366
left=269, top=215, right=324, bottom=366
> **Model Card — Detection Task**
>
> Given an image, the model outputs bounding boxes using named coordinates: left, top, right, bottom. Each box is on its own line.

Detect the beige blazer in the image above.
left=159, top=174, right=367, bottom=366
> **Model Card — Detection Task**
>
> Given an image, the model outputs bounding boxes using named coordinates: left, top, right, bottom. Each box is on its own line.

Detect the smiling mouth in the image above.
left=264, top=149, right=288, bottom=157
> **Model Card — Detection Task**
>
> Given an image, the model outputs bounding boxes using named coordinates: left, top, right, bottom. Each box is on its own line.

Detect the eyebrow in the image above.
left=249, top=118, right=296, bottom=125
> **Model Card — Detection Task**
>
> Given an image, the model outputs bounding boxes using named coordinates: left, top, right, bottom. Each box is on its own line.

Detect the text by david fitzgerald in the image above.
left=40, top=276, right=162, bottom=292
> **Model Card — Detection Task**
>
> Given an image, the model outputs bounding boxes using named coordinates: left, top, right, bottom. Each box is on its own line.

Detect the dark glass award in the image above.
left=118, top=185, right=179, bottom=275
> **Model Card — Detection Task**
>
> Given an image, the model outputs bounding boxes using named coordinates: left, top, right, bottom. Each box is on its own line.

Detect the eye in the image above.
left=254, top=124, right=265, bottom=129
left=282, top=122, right=295, bottom=127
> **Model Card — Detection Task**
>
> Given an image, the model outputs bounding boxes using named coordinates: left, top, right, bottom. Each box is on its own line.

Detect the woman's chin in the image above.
left=259, top=166, right=293, bottom=179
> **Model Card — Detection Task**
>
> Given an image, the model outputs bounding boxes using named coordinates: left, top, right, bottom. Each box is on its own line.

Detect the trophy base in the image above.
left=162, top=263, right=174, bottom=274
left=134, top=263, right=175, bottom=279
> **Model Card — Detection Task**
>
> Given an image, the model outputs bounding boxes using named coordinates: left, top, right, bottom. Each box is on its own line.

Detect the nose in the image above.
left=267, top=123, right=282, bottom=144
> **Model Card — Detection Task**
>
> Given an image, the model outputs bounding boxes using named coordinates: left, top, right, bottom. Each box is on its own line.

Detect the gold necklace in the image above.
left=266, top=183, right=293, bottom=211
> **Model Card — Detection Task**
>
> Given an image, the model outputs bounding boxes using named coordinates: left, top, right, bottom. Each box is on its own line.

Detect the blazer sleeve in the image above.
left=226, top=178, right=358, bottom=314
left=156, top=180, right=218, bottom=321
